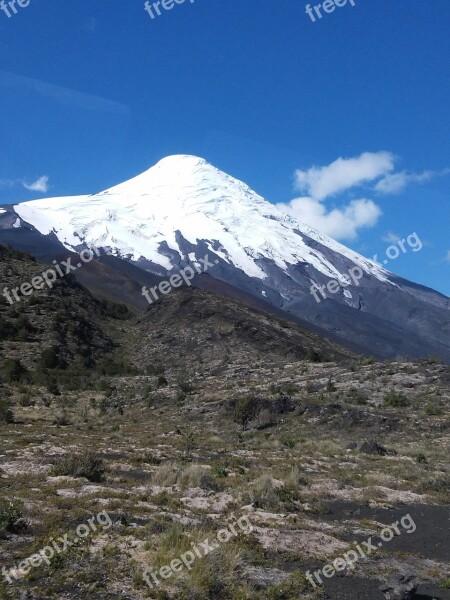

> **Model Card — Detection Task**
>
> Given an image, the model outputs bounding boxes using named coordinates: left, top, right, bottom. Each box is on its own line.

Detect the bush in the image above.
left=0, top=398, right=14, bottom=424
left=266, top=571, right=313, bottom=598
left=347, top=388, right=368, bottom=405
left=305, top=347, right=322, bottom=363
left=415, top=453, right=427, bottom=464
left=440, top=578, right=450, bottom=590
left=326, top=376, right=336, bottom=392
left=51, top=452, right=105, bottom=482
left=384, top=390, right=409, bottom=407
left=96, top=355, right=134, bottom=376
left=54, top=409, right=70, bottom=426
left=39, top=347, right=60, bottom=369
left=212, top=466, right=229, bottom=478
left=425, top=402, right=443, bottom=416
left=0, top=316, right=18, bottom=340
left=0, top=501, right=23, bottom=532
left=2, top=358, right=28, bottom=383
left=176, top=371, right=194, bottom=394
left=146, top=363, right=165, bottom=376
left=233, top=395, right=260, bottom=430
left=157, top=375, right=168, bottom=388
left=269, top=382, right=298, bottom=396
left=47, top=378, right=61, bottom=396
left=282, top=438, right=297, bottom=449
left=151, top=463, right=220, bottom=491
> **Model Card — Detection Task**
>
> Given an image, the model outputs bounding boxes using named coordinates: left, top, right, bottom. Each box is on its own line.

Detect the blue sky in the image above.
left=0, top=0, right=449, bottom=294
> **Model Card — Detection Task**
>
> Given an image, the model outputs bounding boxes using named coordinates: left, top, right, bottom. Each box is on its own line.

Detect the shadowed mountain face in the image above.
left=0, top=155, right=448, bottom=362
left=0, top=245, right=352, bottom=379
left=129, top=286, right=353, bottom=372
left=0, top=246, right=120, bottom=373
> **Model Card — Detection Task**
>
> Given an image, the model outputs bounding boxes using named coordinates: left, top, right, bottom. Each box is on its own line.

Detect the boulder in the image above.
left=379, top=573, right=417, bottom=600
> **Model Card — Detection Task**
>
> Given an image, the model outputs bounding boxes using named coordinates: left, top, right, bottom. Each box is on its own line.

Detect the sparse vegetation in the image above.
left=384, top=390, right=409, bottom=407
left=0, top=501, right=24, bottom=533
left=0, top=247, right=448, bottom=600
left=51, top=452, right=105, bottom=482
left=0, top=397, right=14, bottom=424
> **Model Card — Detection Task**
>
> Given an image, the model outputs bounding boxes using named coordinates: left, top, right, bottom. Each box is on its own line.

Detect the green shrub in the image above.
left=282, top=438, right=297, bottom=449
left=96, top=355, right=135, bottom=376
left=305, top=347, right=322, bottom=363
left=326, top=376, right=336, bottom=392
left=51, top=452, right=105, bottom=482
left=384, top=390, right=409, bottom=407
left=146, top=363, right=165, bottom=376
left=54, top=409, right=70, bottom=427
left=157, top=375, right=168, bottom=388
left=0, top=398, right=14, bottom=424
left=266, top=571, right=313, bottom=598
left=47, top=378, right=61, bottom=396
left=233, top=395, right=260, bottom=430
left=440, top=578, right=450, bottom=590
left=212, top=466, right=229, bottom=478
left=19, top=393, right=34, bottom=407
left=0, top=501, right=23, bottom=532
left=2, top=358, right=29, bottom=383
left=176, top=371, right=194, bottom=394
left=0, top=316, right=18, bottom=340
left=425, top=402, right=443, bottom=416
left=39, top=347, right=60, bottom=369
left=347, top=388, right=368, bottom=405
left=269, top=382, right=298, bottom=396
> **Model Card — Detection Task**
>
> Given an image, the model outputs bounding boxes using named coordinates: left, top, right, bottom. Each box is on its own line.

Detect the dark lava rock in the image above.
left=360, top=439, right=388, bottom=455
left=113, top=512, right=129, bottom=526
left=241, top=566, right=289, bottom=590
left=379, top=573, right=417, bottom=599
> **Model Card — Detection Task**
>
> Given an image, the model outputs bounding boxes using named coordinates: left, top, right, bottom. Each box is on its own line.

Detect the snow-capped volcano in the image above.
left=13, top=154, right=390, bottom=284
left=2, top=154, right=449, bottom=361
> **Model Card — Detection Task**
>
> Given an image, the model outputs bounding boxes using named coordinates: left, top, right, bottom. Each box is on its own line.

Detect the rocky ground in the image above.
left=0, top=247, right=449, bottom=599
left=1, top=356, right=449, bottom=600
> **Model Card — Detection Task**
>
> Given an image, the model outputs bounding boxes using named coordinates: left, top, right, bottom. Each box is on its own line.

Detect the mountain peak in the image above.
left=103, top=154, right=221, bottom=197
left=13, top=155, right=391, bottom=284
left=154, top=154, right=208, bottom=167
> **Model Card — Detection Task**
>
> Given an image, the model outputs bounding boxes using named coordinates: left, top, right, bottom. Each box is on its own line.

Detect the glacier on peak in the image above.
left=13, top=154, right=392, bottom=284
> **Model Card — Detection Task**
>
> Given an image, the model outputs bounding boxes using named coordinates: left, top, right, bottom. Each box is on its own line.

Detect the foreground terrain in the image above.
left=0, top=247, right=449, bottom=599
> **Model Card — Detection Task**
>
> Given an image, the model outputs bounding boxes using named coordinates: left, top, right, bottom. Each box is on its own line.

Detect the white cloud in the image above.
left=382, top=231, right=401, bottom=243
left=276, top=151, right=448, bottom=240
left=277, top=196, right=382, bottom=241
left=375, top=168, right=450, bottom=194
left=294, top=151, right=395, bottom=200
left=445, top=251, right=450, bottom=263
left=22, top=175, right=49, bottom=193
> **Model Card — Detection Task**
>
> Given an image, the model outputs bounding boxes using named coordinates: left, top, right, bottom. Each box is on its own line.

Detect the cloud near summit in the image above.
left=276, top=151, right=392, bottom=241
left=276, top=151, right=450, bottom=241
left=294, top=151, right=394, bottom=201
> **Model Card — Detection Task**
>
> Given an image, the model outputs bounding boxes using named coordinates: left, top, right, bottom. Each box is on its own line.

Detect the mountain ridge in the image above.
left=1, top=155, right=449, bottom=362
